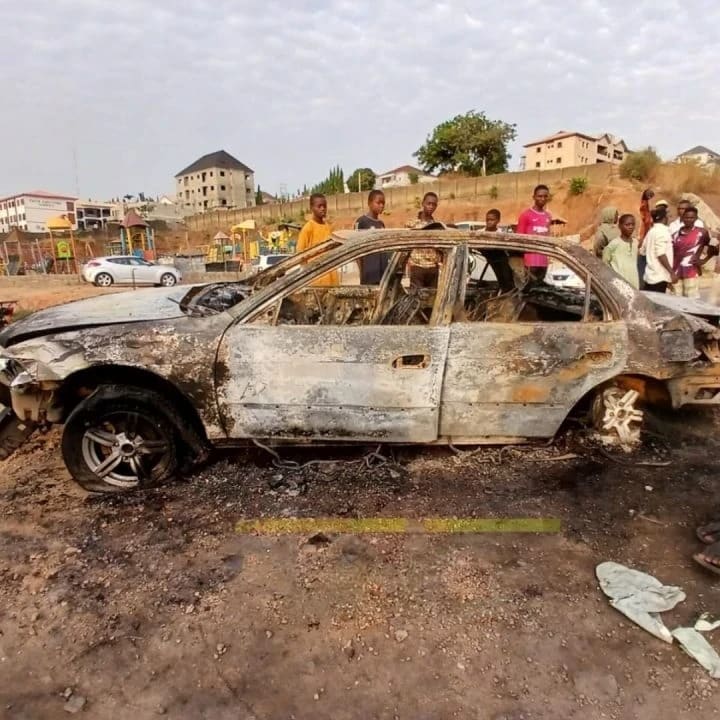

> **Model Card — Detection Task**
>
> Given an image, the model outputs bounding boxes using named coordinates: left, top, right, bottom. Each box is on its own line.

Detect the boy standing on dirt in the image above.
left=643, top=206, right=676, bottom=292
left=602, top=214, right=639, bottom=288
left=672, top=206, right=712, bottom=298
left=516, top=185, right=552, bottom=280
left=407, top=192, right=442, bottom=288
left=354, top=190, right=390, bottom=284
left=297, top=193, right=338, bottom=286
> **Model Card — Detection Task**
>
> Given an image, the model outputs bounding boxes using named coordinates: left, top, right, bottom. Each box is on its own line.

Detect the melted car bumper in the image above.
left=667, top=373, right=720, bottom=407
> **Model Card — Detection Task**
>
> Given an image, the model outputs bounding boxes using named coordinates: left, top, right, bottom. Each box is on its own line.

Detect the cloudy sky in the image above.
left=2, top=0, right=717, bottom=200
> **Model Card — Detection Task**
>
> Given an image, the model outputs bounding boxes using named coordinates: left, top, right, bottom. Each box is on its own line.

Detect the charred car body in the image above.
left=1, top=229, right=720, bottom=493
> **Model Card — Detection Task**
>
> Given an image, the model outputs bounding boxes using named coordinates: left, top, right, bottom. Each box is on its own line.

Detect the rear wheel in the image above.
left=160, top=272, right=177, bottom=287
left=591, top=385, right=644, bottom=448
left=94, top=272, right=113, bottom=287
left=61, top=387, right=179, bottom=493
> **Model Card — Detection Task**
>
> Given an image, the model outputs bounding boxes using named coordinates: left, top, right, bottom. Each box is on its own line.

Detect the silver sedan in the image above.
left=81, top=256, right=182, bottom=287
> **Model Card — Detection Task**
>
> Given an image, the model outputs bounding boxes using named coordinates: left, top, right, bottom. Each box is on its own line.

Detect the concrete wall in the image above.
left=185, top=163, right=615, bottom=232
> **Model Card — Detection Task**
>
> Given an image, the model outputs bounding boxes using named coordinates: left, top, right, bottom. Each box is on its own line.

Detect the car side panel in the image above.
left=216, top=325, right=450, bottom=442
left=439, top=321, right=629, bottom=440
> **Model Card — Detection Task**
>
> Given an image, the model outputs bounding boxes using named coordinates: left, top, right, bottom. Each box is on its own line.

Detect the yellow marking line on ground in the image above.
left=235, top=518, right=561, bottom=535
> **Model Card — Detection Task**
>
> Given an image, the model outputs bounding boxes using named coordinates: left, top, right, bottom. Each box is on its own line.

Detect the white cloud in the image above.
left=1, top=0, right=719, bottom=198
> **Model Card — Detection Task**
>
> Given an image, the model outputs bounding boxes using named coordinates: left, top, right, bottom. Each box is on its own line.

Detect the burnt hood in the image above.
left=0, top=285, right=199, bottom=347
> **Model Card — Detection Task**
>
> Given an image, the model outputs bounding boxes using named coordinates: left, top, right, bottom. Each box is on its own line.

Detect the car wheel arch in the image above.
left=56, top=365, right=210, bottom=461
left=571, top=373, right=672, bottom=414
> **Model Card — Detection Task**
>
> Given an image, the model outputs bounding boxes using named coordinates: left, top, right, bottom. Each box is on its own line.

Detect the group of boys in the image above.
left=297, top=184, right=551, bottom=287
left=597, top=192, right=714, bottom=297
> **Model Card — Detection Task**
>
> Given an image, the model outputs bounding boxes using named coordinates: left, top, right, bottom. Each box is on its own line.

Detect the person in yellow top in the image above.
left=297, top=193, right=339, bottom=286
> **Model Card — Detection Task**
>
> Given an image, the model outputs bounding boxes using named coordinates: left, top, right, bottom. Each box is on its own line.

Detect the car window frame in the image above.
left=464, top=241, right=615, bottom=323
left=240, top=241, right=463, bottom=328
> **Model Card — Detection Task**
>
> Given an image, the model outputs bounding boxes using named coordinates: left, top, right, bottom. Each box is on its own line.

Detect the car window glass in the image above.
left=108, top=258, right=129, bottom=265
left=251, top=245, right=452, bottom=327
left=461, top=247, right=605, bottom=323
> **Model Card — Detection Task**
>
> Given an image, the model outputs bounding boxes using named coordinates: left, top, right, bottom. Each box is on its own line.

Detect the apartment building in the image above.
left=522, top=131, right=629, bottom=171
left=175, top=150, right=255, bottom=213
left=75, top=199, right=114, bottom=231
left=674, top=145, right=720, bottom=167
left=0, top=191, right=76, bottom=234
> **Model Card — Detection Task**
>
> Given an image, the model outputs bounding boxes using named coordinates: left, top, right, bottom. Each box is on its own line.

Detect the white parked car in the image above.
left=546, top=263, right=585, bottom=289
left=82, top=256, right=182, bottom=287
left=454, top=221, right=486, bottom=231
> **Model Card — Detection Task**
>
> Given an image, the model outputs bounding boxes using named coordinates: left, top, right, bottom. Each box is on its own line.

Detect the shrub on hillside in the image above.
left=620, top=147, right=661, bottom=182
left=489, top=185, right=499, bottom=200
left=568, top=177, right=588, bottom=196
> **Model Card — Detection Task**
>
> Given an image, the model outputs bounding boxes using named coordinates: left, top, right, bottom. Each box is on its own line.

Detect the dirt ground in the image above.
left=1, top=408, right=720, bottom=720
left=4, top=285, right=122, bottom=316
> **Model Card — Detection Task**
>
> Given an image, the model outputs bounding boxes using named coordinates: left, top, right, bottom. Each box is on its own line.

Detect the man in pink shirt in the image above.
left=516, top=184, right=551, bottom=280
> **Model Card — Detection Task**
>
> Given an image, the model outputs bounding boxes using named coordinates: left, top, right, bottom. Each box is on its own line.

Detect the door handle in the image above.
left=392, top=354, right=430, bottom=369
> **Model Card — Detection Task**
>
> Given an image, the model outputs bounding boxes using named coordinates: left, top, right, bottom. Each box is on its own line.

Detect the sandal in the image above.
left=693, top=541, right=720, bottom=577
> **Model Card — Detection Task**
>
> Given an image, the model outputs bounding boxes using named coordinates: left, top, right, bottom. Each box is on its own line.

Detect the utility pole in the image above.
left=72, top=144, right=80, bottom=197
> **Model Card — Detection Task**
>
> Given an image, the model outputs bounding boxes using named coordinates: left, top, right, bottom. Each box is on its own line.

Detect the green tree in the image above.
left=620, top=147, right=661, bottom=182
left=255, top=186, right=264, bottom=205
left=414, top=110, right=517, bottom=176
left=311, top=165, right=345, bottom=195
left=347, top=168, right=376, bottom=193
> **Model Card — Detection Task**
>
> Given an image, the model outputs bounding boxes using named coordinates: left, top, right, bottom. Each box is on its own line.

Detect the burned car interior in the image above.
left=249, top=242, right=606, bottom=327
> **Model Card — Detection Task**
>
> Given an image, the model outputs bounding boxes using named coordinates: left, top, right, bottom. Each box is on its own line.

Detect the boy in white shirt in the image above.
left=643, top=206, right=676, bottom=292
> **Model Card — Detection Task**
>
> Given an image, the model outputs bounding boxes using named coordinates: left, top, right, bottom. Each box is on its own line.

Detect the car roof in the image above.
left=330, top=228, right=579, bottom=252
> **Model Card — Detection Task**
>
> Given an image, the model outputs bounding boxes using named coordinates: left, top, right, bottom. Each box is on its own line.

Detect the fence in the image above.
left=185, top=164, right=615, bottom=232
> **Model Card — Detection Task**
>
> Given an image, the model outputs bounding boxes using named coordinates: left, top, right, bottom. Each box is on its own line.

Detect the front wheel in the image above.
left=159, top=272, right=177, bottom=287
left=61, top=387, right=179, bottom=493
left=94, top=272, right=113, bottom=287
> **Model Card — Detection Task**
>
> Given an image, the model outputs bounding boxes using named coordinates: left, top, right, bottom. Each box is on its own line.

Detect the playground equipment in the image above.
left=46, top=215, right=96, bottom=273
left=118, top=210, right=155, bottom=258
left=230, top=220, right=260, bottom=264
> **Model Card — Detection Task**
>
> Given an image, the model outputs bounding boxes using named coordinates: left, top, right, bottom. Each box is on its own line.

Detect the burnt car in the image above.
left=2, top=229, right=720, bottom=493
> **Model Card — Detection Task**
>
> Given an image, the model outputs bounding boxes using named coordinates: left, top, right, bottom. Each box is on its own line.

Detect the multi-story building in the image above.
left=75, top=200, right=114, bottom=231
left=175, top=150, right=255, bottom=213
left=521, top=131, right=629, bottom=171
left=0, top=191, right=76, bottom=234
left=674, top=145, right=720, bottom=167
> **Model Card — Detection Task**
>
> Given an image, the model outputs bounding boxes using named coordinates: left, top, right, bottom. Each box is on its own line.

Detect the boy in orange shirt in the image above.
left=297, top=193, right=338, bottom=286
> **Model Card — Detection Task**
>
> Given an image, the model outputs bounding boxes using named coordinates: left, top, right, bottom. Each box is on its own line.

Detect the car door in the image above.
left=439, top=246, right=629, bottom=442
left=107, top=257, right=132, bottom=282
left=128, top=258, right=155, bottom=284
left=215, top=243, right=465, bottom=443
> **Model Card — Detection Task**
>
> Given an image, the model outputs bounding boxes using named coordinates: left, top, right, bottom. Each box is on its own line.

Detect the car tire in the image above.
left=61, top=386, right=179, bottom=493
left=160, top=273, right=177, bottom=287
left=591, top=385, right=644, bottom=448
left=94, top=272, right=113, bottom=287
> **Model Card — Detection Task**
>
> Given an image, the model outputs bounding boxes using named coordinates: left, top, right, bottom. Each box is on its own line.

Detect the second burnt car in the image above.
left=2, top=229, right=720, bottom=493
